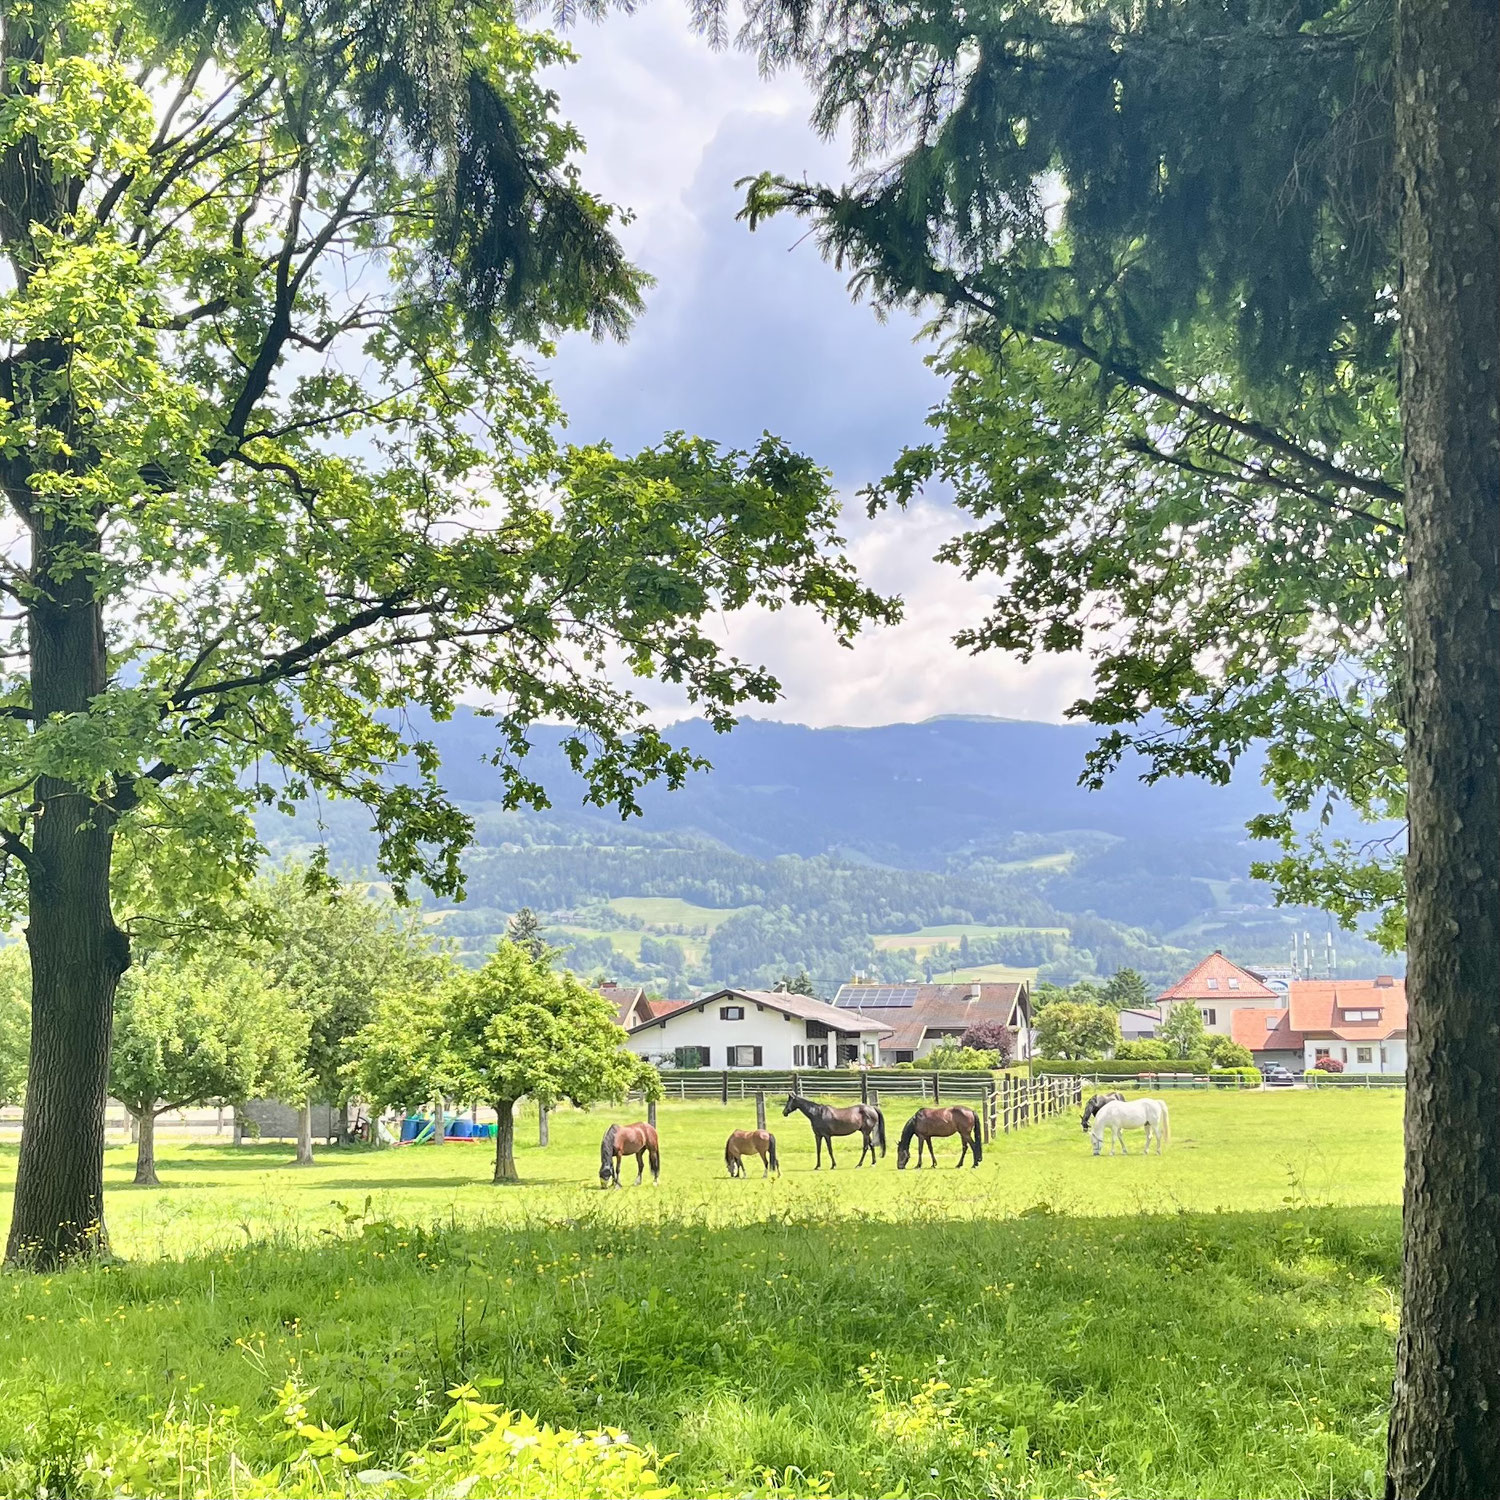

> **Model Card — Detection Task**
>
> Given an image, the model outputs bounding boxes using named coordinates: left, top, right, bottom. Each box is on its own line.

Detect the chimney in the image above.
left=969, top=983, right=981, bottom=1001
left=1375, top=974, right=1395, bottom=988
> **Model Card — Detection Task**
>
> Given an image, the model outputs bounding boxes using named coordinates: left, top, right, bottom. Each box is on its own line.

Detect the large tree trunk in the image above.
left=493, top=1099, right=517, bottom=1183
left=4, top=521, right=128, bottom=1268
left=133, top=1108, right=160, bottom=1187
left=1385, top=2, right=1500, bottom=1495
left=295, top=1099, right=314, bottom=1166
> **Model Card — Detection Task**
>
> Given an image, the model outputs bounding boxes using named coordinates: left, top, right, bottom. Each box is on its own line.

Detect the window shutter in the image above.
left=753, top=1046, right=763, bottom=1066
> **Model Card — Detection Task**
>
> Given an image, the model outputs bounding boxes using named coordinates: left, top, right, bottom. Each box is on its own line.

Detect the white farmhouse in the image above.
left=624, top=987, right=893, bottom=1070
left=1155, top=950, right=1281, bottom=1036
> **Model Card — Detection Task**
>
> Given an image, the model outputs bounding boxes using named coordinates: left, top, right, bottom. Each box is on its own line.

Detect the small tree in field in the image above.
left=959, top=1019, right=1015, bottom=1063
left=110, top=953, right=308, bottom=1185
left=0, top=948, right=29, bottom=1108
left=1204, top=1037, right=1254, bottom=1069
left=1159, top=1002, right=1209, bottom=1060
left=448, top=943, right=660, bottom=1183
left=1102, top=970, right=1151, bottom=1012
left=1035, top=1002, right=1120, bottom=1060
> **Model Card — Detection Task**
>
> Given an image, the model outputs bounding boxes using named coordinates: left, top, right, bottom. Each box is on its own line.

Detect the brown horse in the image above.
left=725, top=1128, right=780, bottom=1178
left=599, top=1122, right=659, bottom=1188
left=782, top=1094, right=886, bottom=1168
left=896, top=1106, right=983, bottom=1168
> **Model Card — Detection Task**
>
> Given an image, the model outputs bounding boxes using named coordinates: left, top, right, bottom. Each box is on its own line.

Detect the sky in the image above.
left=540, top=4, right=1095, bottom=729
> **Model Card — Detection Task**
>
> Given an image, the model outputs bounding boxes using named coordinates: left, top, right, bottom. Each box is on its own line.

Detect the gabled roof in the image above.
left=833, top=981, right=1030, bottom=1054
left=1230, top=1006, right=1306, bottom=1054
left=626, top=987, right=894, bottom=1037
left=1288, top=977, right=1407, bottom=1040
left=1157, top=952, right=1278, bottom=1003
left=598, top=984, right=647, bottom=1028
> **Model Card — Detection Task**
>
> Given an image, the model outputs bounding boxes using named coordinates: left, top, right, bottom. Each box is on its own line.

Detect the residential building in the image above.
left=1231, top=976, right=1407, bottom=1074
left=1118, top=1006, right=1162, bottom=1041
left=1155, top=951, right=1281, bottom=1036
left=625, top=988, right=893, bottom=1069
left=829, top=981, right=1032, bottom=1064
left=599, top=983, right=689, bottom=1032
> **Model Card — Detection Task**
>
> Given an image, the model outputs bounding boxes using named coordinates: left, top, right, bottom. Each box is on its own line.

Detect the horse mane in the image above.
left=897, top=1113, right=920, bottom=1153
left=599, top=1123, right=618, bottom=1171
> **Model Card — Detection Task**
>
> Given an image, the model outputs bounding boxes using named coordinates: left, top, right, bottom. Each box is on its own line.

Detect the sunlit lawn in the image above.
left=0, top=1089, right=1404, bottom=1497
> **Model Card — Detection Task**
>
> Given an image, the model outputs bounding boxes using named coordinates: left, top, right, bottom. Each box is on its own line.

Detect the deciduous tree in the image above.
left=110, top=951, right=307, bottom=1185
left=447, top=940, right=659, bottom=1182
left=0, top=0, right=890, bottom=1265
left=1035, top=1002, right=1118, bottom=1061
left=0, top=949, right=29, bottom=1109
left=1158, top=1003, right=1208, bottom=1062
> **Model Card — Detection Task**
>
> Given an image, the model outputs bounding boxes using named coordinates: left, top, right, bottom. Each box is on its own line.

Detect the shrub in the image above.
left=1204, top=1036, right=1254, bottom=1068
left=1031, top=1058, right=1214, bottom=1077
left=959, top=1018, right=1015, bottom=1061
left=918, top=1040, right=1001, bottom=1072
left=1209, top=1066, right=1263, bottom=1088
left=1114, top=1040, right=1170, bottom=1061
left=1313, top=1056, right=1345, bottom=1073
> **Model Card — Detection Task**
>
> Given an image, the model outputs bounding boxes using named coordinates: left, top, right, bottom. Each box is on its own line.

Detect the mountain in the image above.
left=258, top=711, right=1398, bottom=993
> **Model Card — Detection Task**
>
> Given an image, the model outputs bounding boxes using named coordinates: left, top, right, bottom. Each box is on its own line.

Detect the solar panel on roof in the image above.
left=834, top=985, right=919, bottom=1008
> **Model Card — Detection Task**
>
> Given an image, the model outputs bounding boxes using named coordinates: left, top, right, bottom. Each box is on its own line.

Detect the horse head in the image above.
left=782, top=1095, right=801, bottom=1117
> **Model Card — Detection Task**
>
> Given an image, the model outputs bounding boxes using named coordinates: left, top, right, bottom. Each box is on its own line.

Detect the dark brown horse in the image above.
left=782, top=1094, right=886, bottom=1168
left=725, top=1128, right=780, bottom=1178
left=599, top=1122, right=659, bottom=1188
left=1081, top=1092, right=1126, bottom=1133
left=896, top=1106, right=983, bottom=1168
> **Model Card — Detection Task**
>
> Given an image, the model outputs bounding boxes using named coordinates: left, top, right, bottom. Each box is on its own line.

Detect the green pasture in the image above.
left=870, top=923, right=1068, bottom=956
left=0, top=1090, right=1403, bottom=1497
left=607, top=897, right=745, bottom=934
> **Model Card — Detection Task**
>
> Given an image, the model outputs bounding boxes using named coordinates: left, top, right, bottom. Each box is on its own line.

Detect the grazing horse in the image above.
left=1089, top=1097, right=1170, bottom=1156
left=599, top=1122, right=660, bottom=1187
left=782, top=1094, right=886, bottom=1168
left=896, top=1106, right=983, bottom=1169
left=1081, top=1091, right=1126, bottom=1133
left=725, top=1128, right=780, bottom=1178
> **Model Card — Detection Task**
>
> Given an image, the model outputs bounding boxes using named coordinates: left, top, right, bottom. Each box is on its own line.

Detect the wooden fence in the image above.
left=638, top=1069, right=1083, bottom=1142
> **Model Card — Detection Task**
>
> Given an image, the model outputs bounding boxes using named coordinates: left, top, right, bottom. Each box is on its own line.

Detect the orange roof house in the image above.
left=1156, top=951, right=1278, bottom=1005
left=1230, top=976, right=1407, bottom=1070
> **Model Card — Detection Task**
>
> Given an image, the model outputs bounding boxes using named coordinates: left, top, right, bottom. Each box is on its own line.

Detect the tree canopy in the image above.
left=1035, top=1001, right=1119, bottom=1060
left=735, top=0, right=1405, bottom=945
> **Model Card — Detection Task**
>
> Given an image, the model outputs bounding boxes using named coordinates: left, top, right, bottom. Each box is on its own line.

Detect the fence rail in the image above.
left=638, top=1069, right=1083, bottom=1141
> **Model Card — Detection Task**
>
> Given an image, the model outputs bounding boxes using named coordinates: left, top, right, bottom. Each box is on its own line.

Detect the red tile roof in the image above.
left=598, top=984, right=647, bottom=1028
left=1287, top=977, right=1407, bottom=1040
left=626, top=988, right=895, bottom=1036
left=1156, top=952, right=1278, bottom=1003
left=1230, top=1006, right=1306, bottom=1053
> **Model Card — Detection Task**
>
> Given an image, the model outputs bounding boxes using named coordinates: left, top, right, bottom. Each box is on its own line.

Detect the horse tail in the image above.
left=1159, top=1100, right=1170, bottom=1149
left=768, top=1133, right=779, bottom=1172
left=649, top=1129, right=661, bottom=1177
left=969, top=1108, right=983, bottom=1165
left=600, top=1124, right=617, bottom=1174
left=876, top=1106, right=887, bottom=1155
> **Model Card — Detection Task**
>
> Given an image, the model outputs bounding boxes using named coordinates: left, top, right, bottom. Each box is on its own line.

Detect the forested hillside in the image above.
left=259, top=713, right=1399, bottom=993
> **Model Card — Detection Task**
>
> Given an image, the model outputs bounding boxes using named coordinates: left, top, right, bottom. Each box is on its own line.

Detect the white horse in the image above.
left=1089, top=1097, right=1170, bottom=1156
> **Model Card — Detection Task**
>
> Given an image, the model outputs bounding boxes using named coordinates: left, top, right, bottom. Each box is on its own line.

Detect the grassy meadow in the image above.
left=0, top=1090, right=1404, bottom=1498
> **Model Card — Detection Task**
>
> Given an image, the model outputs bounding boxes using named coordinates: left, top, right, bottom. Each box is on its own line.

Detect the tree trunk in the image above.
left=538, top=1103, right=549, bottom=1147
left=4, top=518, right=128, bottom=1268
left=133, top=1109, right=160, bottom=1187
left=1385, top=3, right=1500, bottom=1495
left=493, top=1099, right=517, bottom=1183
left=295, top=1099, right=314, bottom=1166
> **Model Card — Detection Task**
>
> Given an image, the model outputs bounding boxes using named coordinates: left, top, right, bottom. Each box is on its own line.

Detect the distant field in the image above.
left=608, top=896, right=746, bottom=932
left=871, top=922, right=1067, bottom=955
left=0, top=1091, right=1401, bottom=1498
left=929, top=961, right=1040, bottom=983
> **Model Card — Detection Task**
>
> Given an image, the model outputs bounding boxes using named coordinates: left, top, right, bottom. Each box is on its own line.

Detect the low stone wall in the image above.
left=234, top=1099, right=338, bottom=1142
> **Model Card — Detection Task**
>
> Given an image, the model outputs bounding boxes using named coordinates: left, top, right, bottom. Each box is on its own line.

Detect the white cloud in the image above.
left=540, top=5, right=1091, bottom=726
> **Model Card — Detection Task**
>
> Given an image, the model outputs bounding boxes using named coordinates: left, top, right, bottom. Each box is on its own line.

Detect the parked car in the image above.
left=1262, top=1064, right=1296, bottom=1088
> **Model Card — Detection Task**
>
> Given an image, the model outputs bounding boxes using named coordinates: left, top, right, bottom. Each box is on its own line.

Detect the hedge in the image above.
left=1209, top=1066, right=1263, bottom=1087
left=1030, top=1058, right=1215, bottom=1077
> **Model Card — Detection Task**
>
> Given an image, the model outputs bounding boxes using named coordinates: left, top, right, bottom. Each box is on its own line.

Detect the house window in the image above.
left=673, top=1045, right=710, bottom=1069
left=1205, top=977, right=1219, bottom=989
left=720, top=1005, right=745, bottom=1021
left=805, top=1044, right=829, bottom=1068
left=1265, top=1015, right=1281, bottom=1031
left=1380, top=1047, right=1387, bottom=1065
left=727, top=1046, right=763, bottom=1068
left=1228, top=978, right=1240, bottom=989
left=1341, top=1046, right=1348, bottom=1062
left=1315, top=1047, right=1331, bottom=1061
left=1356, top=1046, right=1373, bottom=1064
left=836, top=1042, right=858, bottom=1065
left=1202, top=1008, right=1217, bottom=1026
left=805, top=1021, right=830, bottom=1039
left=792, top=1045, right=805, bottom=1066
left=895, top=1050, right=915, bottom=1064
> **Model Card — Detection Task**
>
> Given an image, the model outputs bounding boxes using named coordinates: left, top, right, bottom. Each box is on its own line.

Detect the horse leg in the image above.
left=814, top=1133, right=822, bottom=1170
left=857, top=1130, right=871, bottom=1166
left=611, top=1157, right=622, bottom=1187
left=826, top=1135, right=837, bottom=1169
left=925, top=1138, right=937, bottom=1168
left=634, top=1151, right=645, bottom=1186
left=957, top=1132, right=969, bottom=1167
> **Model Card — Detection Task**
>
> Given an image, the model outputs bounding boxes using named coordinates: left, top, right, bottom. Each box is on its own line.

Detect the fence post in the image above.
left=538, top=1105, right=549, bottom=1147
left=933, top=1074, right=941, bottom=1106
left=648, top=1100, right=657, bottom=1128
left=792, top=1071, right=801, bottom=1098
left=722, top=1071, right=729, bottom=1105
left=860, top=1072, right=869, bottom=1104
left=756, top=1091, right=767, bottom=1131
